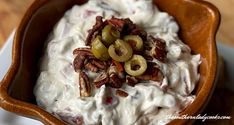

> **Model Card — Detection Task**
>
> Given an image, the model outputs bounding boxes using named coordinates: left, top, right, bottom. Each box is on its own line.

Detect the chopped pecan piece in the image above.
left=143, top=53, right=154, bottom=61
left=85, top=63, right=98, bottom=72
left=130, top=26, right=147, bottom=41
left=107, top=65, right=124, bottom=88
left=90, top=59, right=107, bottom=70
left=107, top=17, right=147, bottom=40
left=73, top=48, right=95, bottom=59
left=73, top=48, right=96, bottom=71
left=148, top=36, right=167, bottom=62
left=109, top=73, right=123, bottom=88
left=73, top=55, right=86, bottom=72
left=126, top=75, right=138, bottom=87
left=107, top=17, right=135, bottom=34
left=79, top=71, right=91, bottom=97
left=136, top=62, right=164, bottom=82
left=86, top=16, right=105, bottom=45
left=93, top=72, right=109, bottom=88
left=116, top=90, right=128, bottom=97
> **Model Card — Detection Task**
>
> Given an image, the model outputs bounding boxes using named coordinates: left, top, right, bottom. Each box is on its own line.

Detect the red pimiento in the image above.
left=112, top=60, right=124, bottom=72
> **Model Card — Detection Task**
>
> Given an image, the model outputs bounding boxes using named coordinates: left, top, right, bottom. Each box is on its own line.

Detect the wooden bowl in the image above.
left=0, top=0, right=220, bottom=124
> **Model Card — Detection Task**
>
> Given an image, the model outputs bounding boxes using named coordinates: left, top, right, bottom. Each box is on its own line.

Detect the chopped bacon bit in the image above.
left=116, top=90, right=129, bottom=97
left=105, top=96, right=113, bottom=105
left=73, top=115, right=84, bottom=125
left=83, top=10, right=97, bottom=18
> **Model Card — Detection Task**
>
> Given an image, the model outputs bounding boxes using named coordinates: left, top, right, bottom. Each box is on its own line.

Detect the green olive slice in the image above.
left=102, top=25, right=120, bottom=47
left=108, top=39, right=133, bottom=62
left=91, top=36, right=110, bottom=61
left=123, top=35, right=143, bottom=51
left=124, top=55, right=147, bottom=76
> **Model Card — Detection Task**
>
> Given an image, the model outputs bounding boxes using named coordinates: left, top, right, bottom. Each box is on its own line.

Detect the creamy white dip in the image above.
left=34, top=0, right=201, bottom=125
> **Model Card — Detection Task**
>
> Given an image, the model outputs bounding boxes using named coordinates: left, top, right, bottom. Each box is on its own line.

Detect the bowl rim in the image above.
left=0, top=0, right=70, bottom=124
left=0, top=0, right=220, bottom=125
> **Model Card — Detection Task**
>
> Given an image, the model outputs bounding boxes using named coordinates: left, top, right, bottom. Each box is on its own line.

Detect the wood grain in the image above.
left=206, top=0, right=234, bottom=47
left=0, top=0, right=34, bottom=48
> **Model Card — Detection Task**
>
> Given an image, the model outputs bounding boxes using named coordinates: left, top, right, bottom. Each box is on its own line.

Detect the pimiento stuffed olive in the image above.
left=91, top=36, right=110, bottom=61
left=108, top=39, right=133, bottom=62
left=124, top=55, right=147, bottom=76
left=124, top=35, right=143, bottom=51
left=102, top=25, right=120, bottom=47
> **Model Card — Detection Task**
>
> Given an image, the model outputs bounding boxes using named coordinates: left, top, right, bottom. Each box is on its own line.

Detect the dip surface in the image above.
left=34, top=0, right=201, bottom=125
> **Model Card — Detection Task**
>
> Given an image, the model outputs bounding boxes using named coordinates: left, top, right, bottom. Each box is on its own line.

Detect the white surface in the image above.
left=0, top=31, right=14, bottom=80
left=0, top=31, right=234, bottom=125
left=217, top=42, right=234, bottom=90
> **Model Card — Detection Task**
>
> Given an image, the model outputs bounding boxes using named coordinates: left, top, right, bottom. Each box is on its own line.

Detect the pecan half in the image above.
left=85, top=62, right=98, bottom=72
left=90, top=59, right=107, bottom=70
left=73, top=48, right=96, bottom=71
left=79, top=71, right=91, bottom=97
left=73, top=48, right=95, bottom=59
left=136, top=62, right=164, bottom=82
left=116, top=90, right=128, bottom=97
left=86, top=16, right=105, bottom=45
left=126, top=75, right=138, bottom=87
left=73, top=55, right=86, bottom=72
left=93, top=72, right=109, bottom=88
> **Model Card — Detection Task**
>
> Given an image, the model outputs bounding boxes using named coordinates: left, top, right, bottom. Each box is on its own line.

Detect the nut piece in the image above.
left=85, top=63, right=98, bottom=72
left=73, top=48, right=96, bottom=72
left=116, top=90, right=128, bottom=97
left=149, top=36, right=167, bottom=62
left=126, top=75, right=138, bottom=87
left=109, top=73, right=123, bottom=88
left=73, top=48, right=94, bottom=57
left=136, top=62, right=164, bottom=82
left=90, top=59, right=107, bottom=70
left=108, top=65, right=123, bottom=88
left=93, top=72, right=109, bottom=88
left=86, top=16, right=105, bottom=45
left=73, top=55, right=86, bottom=72
left=79, top=71, right=91, bottom=97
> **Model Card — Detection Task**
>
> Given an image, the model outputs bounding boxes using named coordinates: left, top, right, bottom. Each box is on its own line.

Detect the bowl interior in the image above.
left=0, top=0, right=219, bottom=125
